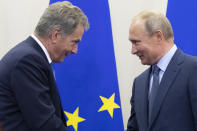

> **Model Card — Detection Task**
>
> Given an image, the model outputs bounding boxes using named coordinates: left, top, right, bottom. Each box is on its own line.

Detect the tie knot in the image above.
left=152, top=65, right=160, bottom=75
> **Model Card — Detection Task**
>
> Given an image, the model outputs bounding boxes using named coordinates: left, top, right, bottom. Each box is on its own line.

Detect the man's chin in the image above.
left=141, top=60, right=152, bottom=65
left=141, top=61, right=146, bottom=65
left=53, top=58, right=65, bottom=63
left=140, top=59, right=148, bottom=65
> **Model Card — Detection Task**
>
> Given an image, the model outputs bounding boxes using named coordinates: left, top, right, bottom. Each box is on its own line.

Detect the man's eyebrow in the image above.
left=129, top=39, right=141, bottom=43
left=72, top=39, right=81, bottom=43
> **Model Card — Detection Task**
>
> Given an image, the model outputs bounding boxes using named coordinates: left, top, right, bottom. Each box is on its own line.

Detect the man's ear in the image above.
left=154, top=30, right=164, bottom=42
left=50, top=28, right=61, bottom=44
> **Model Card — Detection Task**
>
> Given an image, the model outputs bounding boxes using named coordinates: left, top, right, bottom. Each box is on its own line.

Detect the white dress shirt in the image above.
left=31, top=34, right=52, bottom=64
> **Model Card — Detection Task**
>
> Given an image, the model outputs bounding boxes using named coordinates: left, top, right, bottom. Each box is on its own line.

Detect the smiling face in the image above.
left=129, top=20, right=163, bottom=65
left=50, top=25, right=84, bottom=63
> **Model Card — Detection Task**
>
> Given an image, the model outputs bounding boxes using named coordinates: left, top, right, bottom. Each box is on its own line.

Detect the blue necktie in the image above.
left=149, top=65, right=160, bottom=122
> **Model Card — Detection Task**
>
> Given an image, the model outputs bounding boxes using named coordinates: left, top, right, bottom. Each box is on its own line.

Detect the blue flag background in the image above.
left=166, top=0, right=197, bottom=56
left=50, top=0, right=124, bottom=131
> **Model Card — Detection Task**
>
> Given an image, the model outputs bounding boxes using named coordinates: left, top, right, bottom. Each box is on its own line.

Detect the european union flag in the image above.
left=166, top=0, right=197, bottom=56
left=50, top=0, right=124, bottom=131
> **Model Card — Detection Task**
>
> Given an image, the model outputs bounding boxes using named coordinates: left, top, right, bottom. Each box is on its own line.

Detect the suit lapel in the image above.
left=27, top=36, right=67, bottom=125
left=49, top=65, right=67, bottom=125
left=137, top=68, right=151, bottom=129
left=149, top=49, right=184, bottom=128
left=26, top=36, right=49, bottom=63
left=143, top=69, right=151, bottom=130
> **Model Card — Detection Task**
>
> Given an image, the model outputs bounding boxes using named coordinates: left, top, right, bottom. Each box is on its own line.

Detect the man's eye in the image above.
left=73, top=40, right=80, bottom=44
left=132, top=41, right=137, bottom=44
left=131, top=40, right=140, bottom=45
left=131, top=40, right=139, bottom=44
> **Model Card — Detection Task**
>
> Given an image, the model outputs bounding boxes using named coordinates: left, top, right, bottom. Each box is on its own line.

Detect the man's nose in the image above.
left=131, top=44, right=137, bottom=54
left=72, top=45, right=78, bottom=54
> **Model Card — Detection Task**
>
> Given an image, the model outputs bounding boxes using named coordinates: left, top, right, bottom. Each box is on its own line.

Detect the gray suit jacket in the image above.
left=127, top=49, right=197, bottom=131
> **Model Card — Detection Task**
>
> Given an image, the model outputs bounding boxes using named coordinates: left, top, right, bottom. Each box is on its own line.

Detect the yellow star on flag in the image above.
left=64, top=107, right=85, bottom=131
left=98, top=93, right=120, bottom=118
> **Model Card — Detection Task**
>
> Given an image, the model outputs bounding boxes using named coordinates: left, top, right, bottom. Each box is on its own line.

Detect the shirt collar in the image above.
left=157, top=44, right=177, bottom=72
left=31, top=34, right=52, bottom=64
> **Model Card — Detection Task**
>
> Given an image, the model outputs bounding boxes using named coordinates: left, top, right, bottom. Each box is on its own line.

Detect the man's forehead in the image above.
left=131, top=19, right=145, bottom=29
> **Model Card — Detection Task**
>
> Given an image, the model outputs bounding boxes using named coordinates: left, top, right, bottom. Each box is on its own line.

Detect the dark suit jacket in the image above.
left=0, top=37, right=67, bottom=131
left=127, top=49, right=197, bottom=131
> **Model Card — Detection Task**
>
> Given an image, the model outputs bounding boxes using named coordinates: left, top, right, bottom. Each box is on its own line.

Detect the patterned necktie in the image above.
left=149, top=65, right=160, bottom=122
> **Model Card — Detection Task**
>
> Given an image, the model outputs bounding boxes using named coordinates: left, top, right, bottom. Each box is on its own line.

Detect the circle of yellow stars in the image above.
left=64, top=93, right=120, bottom=131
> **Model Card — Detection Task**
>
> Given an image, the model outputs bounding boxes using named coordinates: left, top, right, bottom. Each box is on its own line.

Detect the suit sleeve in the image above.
left=10, top=55, right=67, bottom=131
left=188, top=63, right=197, bottom=130
left=127, top=79, right=139, bottom=131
